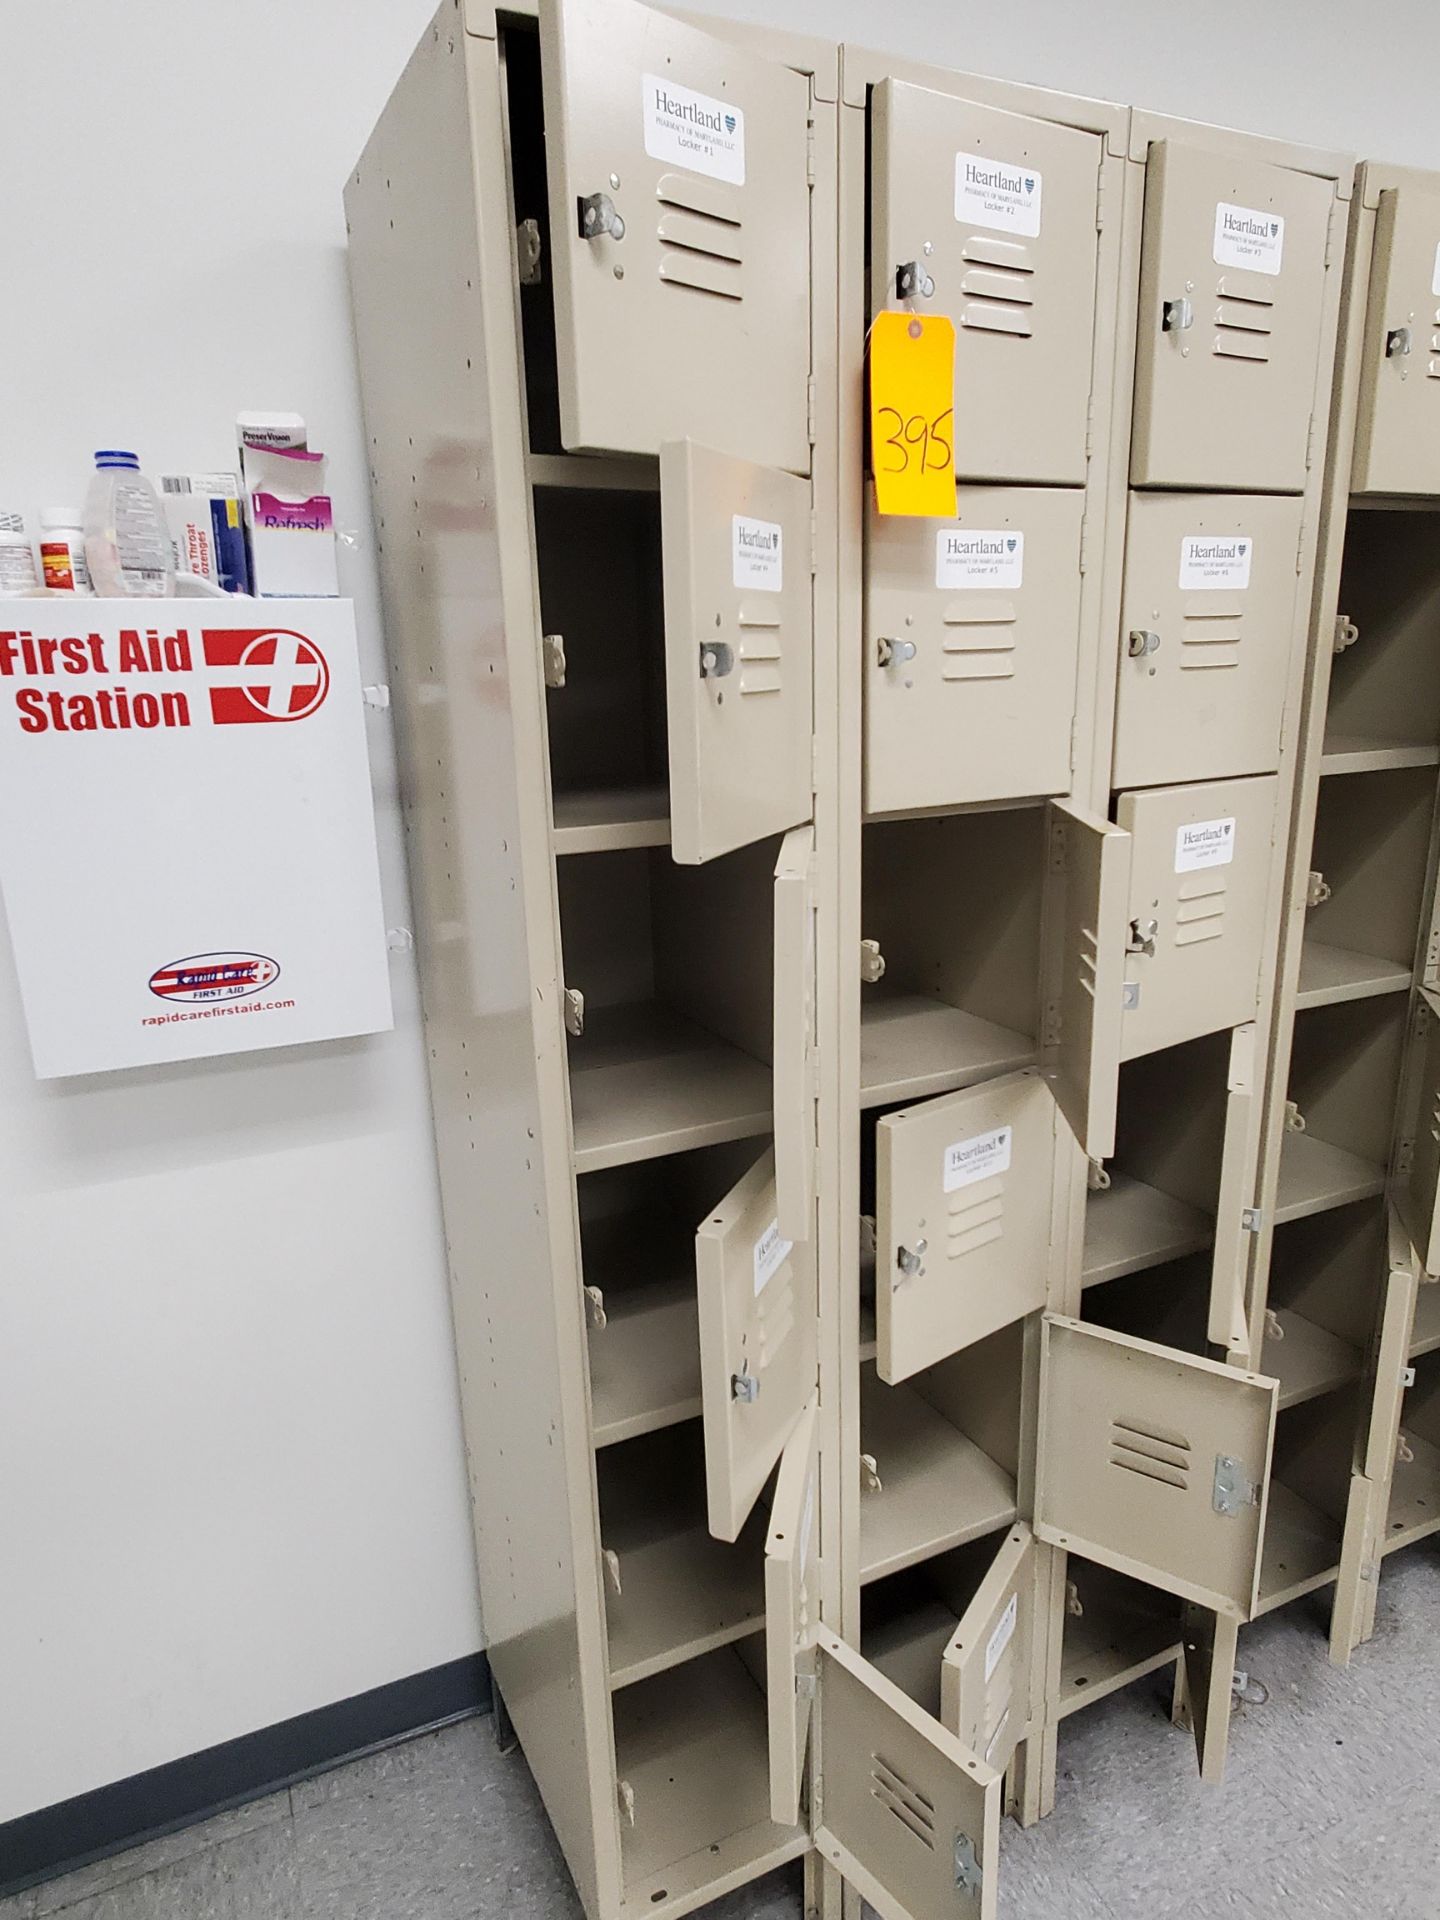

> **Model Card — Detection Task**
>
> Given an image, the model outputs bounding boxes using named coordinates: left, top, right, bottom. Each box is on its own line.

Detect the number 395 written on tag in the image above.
left=869, top=311, right=957, bottom=517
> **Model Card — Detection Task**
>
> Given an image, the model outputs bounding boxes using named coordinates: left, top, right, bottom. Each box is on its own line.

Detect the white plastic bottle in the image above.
left=0, top=511, right=40, bottom=593
left=38, top=508, right=93, bottom=593
left=84, top=450, right=174, bottom=597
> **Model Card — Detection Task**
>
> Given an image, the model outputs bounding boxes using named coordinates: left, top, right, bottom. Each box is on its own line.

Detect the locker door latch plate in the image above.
left=1386, top=325, right=1413, bottom=358
left=1127, top=629, right=1160, bottom=659
left=895, top=1239, right=927, bottom=1282
left=1163, top=296, right=1194, bottom=333
left=700, top=641, right=735, bottom=678
left=1212, top=1454, right=1259, bottom=1517
left=732, top=1369, right=760, bottom=1403
left=1126, top=917, right=1158, bottom=957
left=578, top=192, right=625, bottom=242
left=954, top=1832, right=983, bottom=1897
left=895, top=260, right=935, bottom=300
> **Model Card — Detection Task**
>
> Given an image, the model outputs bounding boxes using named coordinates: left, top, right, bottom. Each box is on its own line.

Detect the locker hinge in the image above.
left=1078, top=511, right=1093, bottom=575
left=1083, top=393, right=1099, bottom=458
left=1295, top=513, right=1308, bottom=575
left=1212, top=1453, right=1260, bottom=1516
left=954, top=1833, right=983, bottom=1898
left=805, top=117, right=816, bottom=187
left=1324, top=197, right=1343, bottom=269
left=1094, top=164, right=1108, bottom=232
left=811, top=731, right=823, bottom=798
left=1241, top=1206, right=1263, bottom=1232
left=1304, top=411, right=1318, bottom=474
left=806, top=374, right=817, bottom=447
left=809, top=504, right=818, bottom=576
left=1334, top=614, right=1360, bottom=655
left=1068, top=710, right=1080, bottom=774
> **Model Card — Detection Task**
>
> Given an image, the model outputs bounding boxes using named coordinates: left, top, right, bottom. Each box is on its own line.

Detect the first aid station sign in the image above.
left=0, top=598, right=392, bottom=1077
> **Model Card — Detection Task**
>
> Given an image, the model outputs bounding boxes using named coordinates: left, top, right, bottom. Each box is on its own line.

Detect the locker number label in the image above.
left=1213, top=201, right=1284, bottom=275
left=1175, top=816, right=1236, bottom=873
left=955, top=154, right=1043, bottom=238
left=944, top=1124, right=1012, bottom=1193
left=753, top=1217, right=793, bottom=1296
left=936, top=527, right=1024, bottom=589
left=732, top=515, right=783, bottom=591
left=984, top=1591, right=1019, bottom=1682
left=869, top=311, right=956, bottom=518
left=642, top=74, right=745, bottom=185
left=1178, top=534, right=1252, bottom=591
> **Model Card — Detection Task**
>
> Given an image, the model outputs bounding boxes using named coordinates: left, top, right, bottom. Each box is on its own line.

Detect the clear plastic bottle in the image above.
left=84, top=450, right=174, bottom=597
left=0, top=511, right=40, bottom=593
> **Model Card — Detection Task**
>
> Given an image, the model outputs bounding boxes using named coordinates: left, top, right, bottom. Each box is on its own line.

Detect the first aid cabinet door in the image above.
left=1116, top=774, right=1278, bottom=1061
left=697, top=1146, right=817, bottom=1542
left=1353, top=185, right=1440, bottom=496
left=1130, top=141, right=1333, bottom=491
left=1112, top=492, right=1303, bottom=789
left=865, top=487, right=1084, bottom=814
left=941, top=1523, right=1035, bottom=1779
left=540, top=0, right=811, bottom=469
left=1034, top=1315, right=1278, bottom=1619
left=661, top=441, right=813, bottom=865
left=875, top=1069, right=1056, bottom=1384
left=871, top=80, right=1102, bottom=485
left=1396, top=987, right=1440, bottom=1278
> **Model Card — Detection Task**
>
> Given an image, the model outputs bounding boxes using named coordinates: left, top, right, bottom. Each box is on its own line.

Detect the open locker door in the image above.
left=539, top=0, right=811, bottom=469
left=1034, top=1315, right=1279, bottom=1619
left=773, top=825, right=817, bottom=1245
left=696, top=1147, right=816, bottom=1543
left=875, top=1070, right=1057, bottom=1384
left=1174, top=1604, right=1241, bottom=1784
left=767, top=1410, right=1002, bottom=1917
left=661, top=441, right=815, bottom=866
left=1040, top=800, right=1132, bottom=1161
left=1207, top=1024, right=1262, bottom=1354
left=940, top=1523, right=1035, bottom=1779
left=1352, top=182, right=1440, bottom=497
left=1396, top=987, right=1440, bottom=1277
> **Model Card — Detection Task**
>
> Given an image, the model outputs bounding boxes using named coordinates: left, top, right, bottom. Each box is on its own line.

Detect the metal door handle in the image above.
left=1163, top=297, right=1194, bottom=333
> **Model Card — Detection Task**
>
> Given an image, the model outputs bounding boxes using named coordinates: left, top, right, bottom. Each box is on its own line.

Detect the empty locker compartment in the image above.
left=1299, top=766, right=1434, bottom=1006
left=865, top=488, right=1085, bottom=814
left=861, top=1529, right=1023, bottom=1718
left=1259, top=1201, right=1382, bottom=1412
left=859, top=806, right=1043, bottom=1107
left=1386, top=1348, right=1440, bottom=1554
left=1129, top=140, right=1333, bottom=492
left=1116, top=774, right=1279, bottom=1059
left=1113, top=493, right=1303, bottom=788
left=1324, top=510, right=1440, bottom=770
left=1351, top=180, right=1440, bottom=498
left=1256, top=1390, right=1357, bottom=1614
left=1081, top=1250, right=1214, bottom=1358
left=860, top=1322, right=1023, bottom=1584
left=1278, top=997, right=1407, bottom=1224
left=1058, top=1556, right=1183, bottom=1720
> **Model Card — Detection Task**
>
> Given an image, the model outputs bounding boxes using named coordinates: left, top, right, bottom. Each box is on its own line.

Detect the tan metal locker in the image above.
left=870, top=80, right=1103, bottom=485
left=1352, top=181, right=1440, bottom=496
left=874, top=1070, right=1059, bottom=1383
left=940, top=1522, right=1036, bottom=1778
left=1395, top=987, right=1440, bottom=1277
left=1116, top=774, right=1279, bottom=1060
left=662, top=442, right=815, bottom=865
left=1034, top=1315, right=1279, bottom=1618
left=1131, top=140, right=1333, bottom=492
left=864, top=487, right=1085, bottom=814
left=1113, top=493, right=1303, bottom=788
left=541, top=0, right=812, bottom=469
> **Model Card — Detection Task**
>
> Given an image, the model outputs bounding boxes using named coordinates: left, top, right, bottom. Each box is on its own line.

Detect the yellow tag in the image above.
left=869, top=311, right=956, bottom=517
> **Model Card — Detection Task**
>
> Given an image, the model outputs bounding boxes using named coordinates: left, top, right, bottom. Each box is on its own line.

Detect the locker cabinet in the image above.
left=864, top=488, right=1085, bottom=813
left=1130, top=140, right=1334, bottom=492
left=1352, top=176, right=1440, bottom=497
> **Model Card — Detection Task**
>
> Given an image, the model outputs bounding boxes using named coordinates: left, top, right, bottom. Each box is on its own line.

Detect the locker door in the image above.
left=661, top=441, right=814, bottom=865
left=696, top=1146, right=816, bottom=1542
left=1207, top=1024, right=1261, bottom=1354
left=940, top=1523, right=1035, bottom=1778
left=766, top=1413, right=1001, bottom=1916
left=864, top=488, right=1085, bottom=814
left=870, top=80, right=1102, bottom=485
left=540, top=0, right=811, bottom=468
left=875, top=1070, right=1057, bottom=1384
left=1130, top=141, right=1333, bottom=491
left=1177, top=1604, right=1241, bottom=1784
left=773, top=825, right=817, bottom=1244
left=1034, top=1315, right=1279, bottom=1618
left=1353, top=185, right=1440, bottom=497
left=1113, top=493, right=1303, bottom=788
left=1396, top=988, right=1440, bottom=1277
left=1040, top=800, right=1133, bottom=1161
left=1116, top=775, right=1278, bottom=1061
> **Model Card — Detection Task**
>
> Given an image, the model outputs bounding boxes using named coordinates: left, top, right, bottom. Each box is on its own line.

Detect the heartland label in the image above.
left=985, top=1591, right=1019, bottom=1682
left=1175, top=816, right=1236, bottom=873
left=956, top=153, right=1042, bottom=237
left=753, top=1217, right=793, bottom=1296
left=733, top=514, right=783, bottom=590
left=936, top=528, right=1024, bottom=590
left=943, top=1124, right=1012, bottom=1194
left=643, top=74, right=744, bottom=184
left=1179, top=534, right=1253, bottom=591
left=1213, top=201, right=1284, bottom=275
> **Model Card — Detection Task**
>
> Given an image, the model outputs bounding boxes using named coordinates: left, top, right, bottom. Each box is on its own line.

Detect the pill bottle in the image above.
left=38, top=508, right=92, bottom=593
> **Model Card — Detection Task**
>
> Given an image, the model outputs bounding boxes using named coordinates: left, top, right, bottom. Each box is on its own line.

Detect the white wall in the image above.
left=5, top=0, right=1440, bottom=1828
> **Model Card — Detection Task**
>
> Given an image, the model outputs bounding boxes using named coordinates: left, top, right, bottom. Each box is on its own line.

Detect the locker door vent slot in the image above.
left=941, top=601, right=1018, bottom=682
left=947, top=1177, right=1006, bottom=1261
left=1109, top=1417, right=1191, bottom=1490
left=1212, top=280, right=1275, bottom=363
left=871, top=1753, right=937, bottom=1850
left=1180, top=605, right=1243, bottom=672
left=958, top=234, right=1036, bottom=338
left=656, top=174, right=745, bottom=303
left=1174, top=874, right=1227, bottom=949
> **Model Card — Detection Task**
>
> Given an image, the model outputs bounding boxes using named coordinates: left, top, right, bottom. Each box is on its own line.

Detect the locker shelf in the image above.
left=553, top=785, right=671, bottom=854
left=589, top=1277, right=701, bottom=1448
left=1295, top=940, right=1412, bottom=1009
left=1383, top=1430, right=1440, bottom=1555
left=1274, top=1131, right=1385, bottom=1225
left=1254, top=1479, right=1342, bottom=1615
left=569, top=1005, right=772, bottom=1173
left=1262, top=1309, right=1364, bottom=1411
left=527, top=451, right=659, bottom=492
left=612, top=1645, right=806, bottom=1909
left=1058, top=1562, right=1182, bottom=1720
left=1318, top=734, right=1440, bottom=775
left=1082, top=1172, right=1212, bottom=1288
left=859, top=990, right=1035, bottom=1110
left=1409, top=1284, right=1440, bottom=1359
left=858, top=1372, right=1018, bottom=1584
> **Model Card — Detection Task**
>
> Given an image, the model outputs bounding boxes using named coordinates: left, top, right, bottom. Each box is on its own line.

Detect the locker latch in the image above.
left=732, top=1367, right=760, bottom=1403
left=1126, top=917, right=1158, bottom=957
left=1305, top=871, right=1332, bottom=908
left=859, top=939, right=887, bottom=984
left=1162, top=297, right=1194, bottom=333
left=1087, top=1160, right=1111, bottom=1192
left=895, top=1239, right=927, bottom=1281
left=577, top=192, right=625, bottom=242
left=1126, top=629, right=1160, bottom=659
left=516, top=217, right=543, bottom=287
left=876, top=636, right=917, bottom=670
left=1386, top=325, right=1413, bottom=358
left=1333, top=614, right=1360, bottom=655
left=1403, top=1366, right=1418, bottom=1389
left=895, top=260, right=935, bottom=301
left=860, top=1453, right=883, bottom=1493
left=542, top=632, right=567, bottom=688
left=564, top=987, right=586, bottom=1037
left=699, top=640, right=735, bottom=679
left=954, top=1833, right=983, bottom=1898
left=1212, top=1454, right=1259, bottom=1516
left=583, top=1285, right=607, bottom=1331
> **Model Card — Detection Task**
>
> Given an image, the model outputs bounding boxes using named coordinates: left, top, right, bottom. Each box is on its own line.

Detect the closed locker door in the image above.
left=1116, top=775, right=1278, bottom=1060
left=865, top=488, right=1085, bottom=813
left=540, top=0, right=811, bottom=468
left=1353, top=184, right=1440, bottom=496
left=870, top=80, right=1102, bottom=485
left=1113, top=494, right=1302, bottom=788
left=1130, top=141, right=1333, bottom=491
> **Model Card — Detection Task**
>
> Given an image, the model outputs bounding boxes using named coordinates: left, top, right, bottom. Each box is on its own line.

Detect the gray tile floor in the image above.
left=6, top=1549, right=1436, bottom=1920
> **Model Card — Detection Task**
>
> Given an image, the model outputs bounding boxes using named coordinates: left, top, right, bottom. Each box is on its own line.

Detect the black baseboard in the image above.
left=0, top=1651, right=491, bottom=1899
